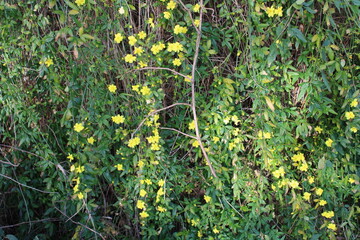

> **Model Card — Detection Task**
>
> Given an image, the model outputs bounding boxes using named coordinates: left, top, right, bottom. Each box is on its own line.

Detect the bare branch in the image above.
left=0, top=173, right=57, bottom=194
left=190, top=0, right=218, bottom=177
left=159, top=127, right=197, bottom=139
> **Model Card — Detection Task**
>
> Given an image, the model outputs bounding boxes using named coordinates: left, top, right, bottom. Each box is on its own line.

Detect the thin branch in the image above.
left=131, top=102, right=191, bottom=138
left=159, top=127, right=197, bottom=139
left=0, top=144, right=46, bottom=160
left=0, top=218, right=60, bottom=229
left=54, top=206, right=105, bottom=240
left=190, top=0, right=217, bottom=177
left=0, top=173, right=57, bottom=194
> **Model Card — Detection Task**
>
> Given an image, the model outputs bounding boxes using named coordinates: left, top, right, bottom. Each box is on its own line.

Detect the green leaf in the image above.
left=288, top=27, right=307, bottom=43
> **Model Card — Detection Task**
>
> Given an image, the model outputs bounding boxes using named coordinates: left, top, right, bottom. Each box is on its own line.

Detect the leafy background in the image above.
left=0, top=0, right=359, bottom=239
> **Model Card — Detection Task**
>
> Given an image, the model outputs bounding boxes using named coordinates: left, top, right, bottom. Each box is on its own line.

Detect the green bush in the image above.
left=0, top=0, right=359, bottom=239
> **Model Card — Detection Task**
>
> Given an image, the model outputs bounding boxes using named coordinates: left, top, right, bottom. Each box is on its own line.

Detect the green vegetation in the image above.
left=0, top=0, right=359, bottom=239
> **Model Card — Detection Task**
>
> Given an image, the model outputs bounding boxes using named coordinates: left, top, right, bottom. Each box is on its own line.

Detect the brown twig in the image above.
left=54, top=206, right=105, bottom=240
left=190, top=0, right=217, bottom=177
left=159, top=127, right=197, bottom=139
left=0, top=173, right=57, bottom=194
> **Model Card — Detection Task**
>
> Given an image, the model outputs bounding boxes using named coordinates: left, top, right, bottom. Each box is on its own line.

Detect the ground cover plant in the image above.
left=0, top=0, right=359, bottom=239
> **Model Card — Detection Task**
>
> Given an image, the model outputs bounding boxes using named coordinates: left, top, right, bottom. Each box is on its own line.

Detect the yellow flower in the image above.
left=157, top=187, right=165, bottom=196
left=70, top=165, right=75, bottom=172
left=75, top=0, right=85, bottom=7
left=327, top=223, right=337, bottom=231
left=315, top=188, right=323, bottom=196
left=145, top=179, right=152, bottom=185
left=288, top=180, right=299, bottom=189
left=151, top=43, right=166, bottom=54
left=350, top=127, right=357, bottom=133
left=308, top=176, right=314, bottom=184
left=166, top=0, right=176, bottom=10
left=118, top=6, right=125, bottom=14
left=114, top=33, right=124, bottom=43
left=150, top=143, right=160, bottom=151
left=148, top=18, right=155, bottom=28
left=138, top=31, right=147, bottom=40
left=325, top=138, right=333, bottom=147
left=108, top=84, right=117, bottom=93
left=115, top=164, right=123, bottom=171
left=128, top=137, right=140, bottom=148
left=345, top=111, right=355, bottom=120
left=140, top=211, right=149, bottom=218
left=128, top=36, right=137, bottom=46
left=137, top=200, right=146, bottom=209
left=172, top=58, right=182, bottom=66
left=138, top=160, right=144, bottom=168
left=138, top=61, right=148, bottom=68
left=73, top=184, right=79, bottom=193
left=193, top=4, right=200, bottom=12
left=77, top=192, right=84, bottom=199
left=194, top=19, right=200, bottom=27
left=303, top=192, right=311, bottom=201
left=213, top=227, right=219, bottom=234
left=140, top=189, right=147, bottom=197
left=321, top=211, right=334, bottom=218
left=163, top=11, right=171, bottom=19
left=188, top=120, right=195, bottom=130
left=147, top=135, right=161, bottom=144
left=124, top=54, right=136, bottom=63
left=348, top=178, right=355, bottom=184
left=75, top=165, right=85, bottom=174
left=213, top=136, right=220, bottom=143
left=204, top=195, right=211, bottom=203
left=45, top=58, right=54, bottom=67
left=350, top=99, right=358, bottom=107
left=157, top=206, right=166, bottom=212
left=132, top=85, right=140, bottom=93
left=265, top=6, right=276, bottom=17
left=299, top=162, right=308, bottom=172
left=174, top=25, right=188, bottom=34
left=274, top=6, right=283, bottom=16
left=87, top=137, right=95, bottom=144
left=134, top=47, right=144, bottom=56
left=292, top=153, right=305, bottom=162
left=272, top=167, right=285, bottom=178
left=74, top=123, right=84, bottom=132
left=112, top=115, right=125, bottom=124
left=192, top=140, right=200, bottom=148
left=183, top=75, right=191, bottom=82
left=158, top=179, right=165, bottom=187
left=67, top=154, right=74, bottom=161
left=141, top=86, right=151, bottom=96
left=319, top=200, right=327, bottom=206
left=167, top=42, right=184, bottom=53
left=315, top=126, right=323, bottom=133
left=197, top=231, right=203, bottom=238
left=258, top=131, right=271, bottom=139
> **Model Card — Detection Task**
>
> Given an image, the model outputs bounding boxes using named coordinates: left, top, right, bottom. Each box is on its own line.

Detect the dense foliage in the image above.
left=0, top=0, right=359, bottom=239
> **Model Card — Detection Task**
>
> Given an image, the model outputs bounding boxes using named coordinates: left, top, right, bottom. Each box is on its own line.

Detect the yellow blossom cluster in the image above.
left=128, top=35, right=137, bottom=46
left=174, top=25, right=188, bottom=34
left=345, top=111, right=355, bottom=120
left=124, top=54, right=136, bottom=63
left=128, top=137, right=140, bottom=148
left=167, top=42, right=184, bottom=52
left=138, top=31, right=147, bottom=40
left=146, top=129, right=161, bottom=151
left=258, top=130, right=271, bottom=139
left=265, top=6, right=283, bottom=17
left=151, top=43, right=166, bottom=54
left=272, top=167, right=285, bottom=178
